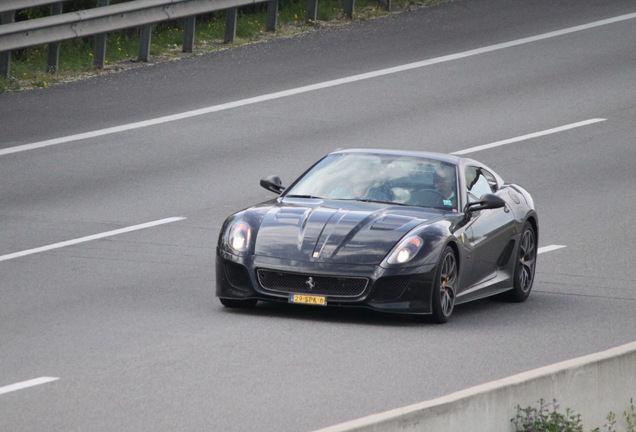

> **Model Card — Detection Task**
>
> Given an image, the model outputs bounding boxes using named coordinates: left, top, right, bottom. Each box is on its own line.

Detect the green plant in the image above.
left=589, top=398, right=636, bottom=432
left=512, top=399, right=584, bottom=432
left=590, top=411, right=617, bottom=432
left=513, top=398, right=636, bottom=432
left=624, top=398, right=635, bottom=432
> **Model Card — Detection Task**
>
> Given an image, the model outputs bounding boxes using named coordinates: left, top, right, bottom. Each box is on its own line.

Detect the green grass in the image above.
left=512, top=398, right=636, bottom=432
left=0, top=0, right=451, bottom=93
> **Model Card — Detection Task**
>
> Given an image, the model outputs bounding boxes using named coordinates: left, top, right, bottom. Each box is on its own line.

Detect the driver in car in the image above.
left=433, top=164, right=458, bottom=211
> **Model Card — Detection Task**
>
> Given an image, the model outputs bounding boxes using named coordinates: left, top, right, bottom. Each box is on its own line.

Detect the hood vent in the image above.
left=370, top=214, right=421, bottom=231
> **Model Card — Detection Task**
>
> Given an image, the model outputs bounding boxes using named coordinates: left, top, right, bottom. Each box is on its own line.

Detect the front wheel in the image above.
left=219, top=298, right=258, bottom=308
left=430, top=246, right=458, bottom=324
left=504, top=222, right=537, bottom=302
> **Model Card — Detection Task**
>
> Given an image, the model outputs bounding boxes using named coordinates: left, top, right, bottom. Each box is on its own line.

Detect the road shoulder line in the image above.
left=0, top=377, right=59, bottom=396
left=0, top=217, right=186, bottom=263
left=451, top=120, right=606, bottom=155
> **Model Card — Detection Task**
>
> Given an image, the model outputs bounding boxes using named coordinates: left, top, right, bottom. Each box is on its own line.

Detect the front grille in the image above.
left=371, top=277, right=410, bottom=302
left=257, top=270, right=368, bottom=297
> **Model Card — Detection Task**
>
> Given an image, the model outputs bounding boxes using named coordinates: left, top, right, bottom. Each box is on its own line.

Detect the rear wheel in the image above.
left=504, top=222, right=537, bottom=302
left=430, top=246, right=458, bottom=324
left=219, top=298, right=258, bottom=308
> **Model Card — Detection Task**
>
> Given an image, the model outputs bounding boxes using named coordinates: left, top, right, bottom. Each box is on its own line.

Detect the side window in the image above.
left=482, top=169, right=498, bottom=192
left=465, top=166, right=497, bottom=202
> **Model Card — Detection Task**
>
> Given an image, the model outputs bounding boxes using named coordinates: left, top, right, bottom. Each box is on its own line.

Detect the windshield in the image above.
left=285, top=153, right=458, bottom=211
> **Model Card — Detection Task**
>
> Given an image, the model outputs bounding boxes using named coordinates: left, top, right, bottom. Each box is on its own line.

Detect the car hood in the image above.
left=253, top=198, right=442, bottom=265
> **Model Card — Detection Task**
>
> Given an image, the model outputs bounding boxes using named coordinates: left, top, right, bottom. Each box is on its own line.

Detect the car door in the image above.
left=463, top=166, right=516, bottom=288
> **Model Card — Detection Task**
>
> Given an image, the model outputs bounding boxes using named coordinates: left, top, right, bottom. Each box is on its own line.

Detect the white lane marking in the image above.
left=538, top=245, right=567, bottom=254
left=451, top=118, right=607, bottom=155
left=0, top=217, right=185, bottom=263
left=451, top=119, right=606, bottom=156
left=0, top=377, right=59, bottom=396
left=2, top=13, right=635, bottom=157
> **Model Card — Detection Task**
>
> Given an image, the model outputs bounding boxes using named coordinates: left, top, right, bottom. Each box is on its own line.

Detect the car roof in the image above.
left=330, top=148, right=504, bottom=185
left=330, top=148, right=463, bottom=165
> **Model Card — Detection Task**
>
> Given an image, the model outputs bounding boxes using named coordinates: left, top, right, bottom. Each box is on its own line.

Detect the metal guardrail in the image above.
left=1, top=0, right=274, bottom=51
left=0, top=1, right=73, bottom=14
left=0, top=0, right=376, bottom=79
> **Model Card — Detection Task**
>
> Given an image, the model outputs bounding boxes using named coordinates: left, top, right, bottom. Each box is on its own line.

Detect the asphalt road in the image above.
left=1, top=0, right=635, bottom=431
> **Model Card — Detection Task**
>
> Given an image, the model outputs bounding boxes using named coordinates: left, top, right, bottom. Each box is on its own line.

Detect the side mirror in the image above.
left=464, top=194, right=506, bottom=213
left=260, top=175, right=285, bottom=194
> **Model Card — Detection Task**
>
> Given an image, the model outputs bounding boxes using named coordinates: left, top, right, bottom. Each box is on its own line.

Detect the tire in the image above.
left=219, top=298, right=258, bottom=308
left=504, top=222, right=537, bottom=302
left=430, top=246, right=458, bottom=323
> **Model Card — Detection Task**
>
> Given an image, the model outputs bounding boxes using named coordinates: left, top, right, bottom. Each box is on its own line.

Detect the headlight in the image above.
left=226, top=221, right=252, bottom=253
left=386, top=236, right=423, bottom=264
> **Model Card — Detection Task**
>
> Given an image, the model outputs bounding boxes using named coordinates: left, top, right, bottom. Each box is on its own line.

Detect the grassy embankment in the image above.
left=0, top=0, right=450, bottom=93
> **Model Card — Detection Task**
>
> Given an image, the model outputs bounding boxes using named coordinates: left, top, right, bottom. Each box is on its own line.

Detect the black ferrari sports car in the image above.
left=216, top=149, right=538, bottom=323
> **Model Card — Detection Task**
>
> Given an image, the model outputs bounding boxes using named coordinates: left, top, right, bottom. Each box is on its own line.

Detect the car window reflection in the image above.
left=285, top=153, right=458, bottom=211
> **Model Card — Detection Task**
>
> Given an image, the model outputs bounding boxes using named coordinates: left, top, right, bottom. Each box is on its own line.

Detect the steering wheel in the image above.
left=364, top=184, right=395, bottom=202
left=408, top=188, right=446, bottom=207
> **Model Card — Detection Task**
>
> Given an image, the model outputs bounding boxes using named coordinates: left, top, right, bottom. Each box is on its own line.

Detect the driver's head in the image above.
left=433, top=164, right=455, bottom=196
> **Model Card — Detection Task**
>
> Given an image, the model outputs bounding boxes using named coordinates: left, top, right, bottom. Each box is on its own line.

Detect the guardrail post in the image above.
left=94, top=0, right=109, bottom=68
left=0, top=0, right=281, bottom=64
left=379, top=0, right=391, bottom=11
left=139, top=24, right=152, bottom=61
left=183, top=16, right=196, bottom=52
left=344, top=0, right=355, bottom=19
left=224, top=8, right=237, bottom=43
left=47, top=2, right=64, bottom=73
left=266, top=0, right=278, bottom=32
left=306, top=0, right=318, bottom=24
left=0, top=11, right=14, bottom=79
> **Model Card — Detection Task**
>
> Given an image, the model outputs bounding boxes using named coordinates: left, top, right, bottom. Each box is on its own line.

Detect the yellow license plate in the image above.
left=290, top=294, right=326, bottom=306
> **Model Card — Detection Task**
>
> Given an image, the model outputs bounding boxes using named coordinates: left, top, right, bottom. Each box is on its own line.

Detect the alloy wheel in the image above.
left=518, top=228, right=536, bottom=293
left=438, top=250, right=457, bottom=318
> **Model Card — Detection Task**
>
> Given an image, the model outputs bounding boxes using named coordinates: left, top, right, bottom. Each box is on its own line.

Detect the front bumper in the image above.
left=216, top=248, right=438, bottom=314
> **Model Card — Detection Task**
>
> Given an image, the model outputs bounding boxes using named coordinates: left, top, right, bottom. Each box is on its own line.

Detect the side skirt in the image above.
left=455, top=271, right=513, bottom=304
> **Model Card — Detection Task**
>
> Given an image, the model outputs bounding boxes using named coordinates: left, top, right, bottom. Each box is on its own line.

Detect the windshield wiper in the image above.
left=355, top=199, right=409, bottom=206
left=285, top=194, right=322, bottom=199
